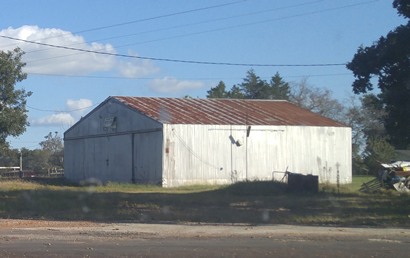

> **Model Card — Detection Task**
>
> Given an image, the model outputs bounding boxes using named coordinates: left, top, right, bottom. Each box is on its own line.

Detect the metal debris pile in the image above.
left=360, top=161, right=410, bottom=193
left=380, top=161, right=410, bottom=193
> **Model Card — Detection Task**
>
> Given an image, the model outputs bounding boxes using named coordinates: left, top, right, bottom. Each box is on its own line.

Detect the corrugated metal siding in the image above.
left=65, top=96, right=351, bottom=187
left=162, top=124, right=352, bottom=187
left=64, top=98, right=163, bottom=184
left=65, top=135, right=133, bottom=183
left=114, top=97, right=346, bottom=127
left=133, top=131, right=163, bottom=184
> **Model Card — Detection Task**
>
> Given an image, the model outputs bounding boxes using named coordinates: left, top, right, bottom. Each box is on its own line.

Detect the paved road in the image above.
left=1, top=222, right=409, bottom=257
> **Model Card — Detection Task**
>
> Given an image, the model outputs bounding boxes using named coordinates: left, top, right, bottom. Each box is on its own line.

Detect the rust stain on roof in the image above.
left=113, top=96, right=346, bottom=127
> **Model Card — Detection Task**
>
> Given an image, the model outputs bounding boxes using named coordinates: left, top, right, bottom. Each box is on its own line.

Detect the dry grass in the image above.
left=0, top=177, right=409, bottom=227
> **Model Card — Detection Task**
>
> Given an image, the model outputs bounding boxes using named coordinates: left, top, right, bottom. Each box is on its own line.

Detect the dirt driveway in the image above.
left=1, top=219, right=409, bottom=257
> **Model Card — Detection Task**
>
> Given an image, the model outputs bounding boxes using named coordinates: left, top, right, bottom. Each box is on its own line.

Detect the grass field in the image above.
left=0, top=176, right=409, bottom=228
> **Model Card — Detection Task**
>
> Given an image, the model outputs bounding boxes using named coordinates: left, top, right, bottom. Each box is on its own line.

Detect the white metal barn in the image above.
left=64, top=96, right=352, bottom=187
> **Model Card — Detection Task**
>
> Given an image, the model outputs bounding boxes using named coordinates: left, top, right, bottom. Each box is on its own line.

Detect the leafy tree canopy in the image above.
left=0, top=48, right=32, bottom=149
left=40, top=132, right=63, bottom=154
left=206, top=69, right=289, bottom=100
left=346, top=0, right=410, bottom=149
left=206, top=81, right=230, bottom=98
left=238, top=69, right=267, bottom=99
left=37, top=132, right=64, bottom=172
left=269, top=72, right=290, bottom=100
left=393, top=0, right=410, bottom=18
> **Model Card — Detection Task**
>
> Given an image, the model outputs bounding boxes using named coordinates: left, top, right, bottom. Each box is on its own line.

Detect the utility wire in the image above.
left=27, top=104, right=97, bottom=113
left=27, top=72, right=351, bottom=80
left=21, top=0, right=322, bottom=56
left=46, top=0, right=377, bottom=48
left=115, top=0, right=379, bottom=49
left=0, top=0, right=248, bottom=49
left=74, top=0, right=248, bottom=34
left=16, top=1, right=327, bottom=64
left=3, top=1, right=375, bottom=66
left=0, top=35, right=346, bottom=67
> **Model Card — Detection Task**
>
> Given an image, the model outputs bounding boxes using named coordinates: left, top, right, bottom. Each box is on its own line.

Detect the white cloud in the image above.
left=118, top=59, right=160, bottom=78
left=31, top=98, right=93, bottom=127
left=149, top=77, right=204, bottom=93
left=32, top=113, right=75, bottom=127
left=66, top=98, right=93, bottom=117
left=0, top=25, right=159, bottom=77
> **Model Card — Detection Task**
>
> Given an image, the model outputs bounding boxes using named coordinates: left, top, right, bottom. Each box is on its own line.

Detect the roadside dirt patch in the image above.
left=0, top=219, right=98, bottom=229
left=1, top=219, right=409, bottom=240
left=1, top=219, right=410, bottom=258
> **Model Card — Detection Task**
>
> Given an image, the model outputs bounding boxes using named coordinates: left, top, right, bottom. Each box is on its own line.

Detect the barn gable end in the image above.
left=64, top=97, right=163, bottom=184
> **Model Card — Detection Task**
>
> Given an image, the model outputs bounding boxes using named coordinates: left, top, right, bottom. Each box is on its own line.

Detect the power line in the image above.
left=0, top=0, right=248, bottom=50
left=27, top=104, right=97, bottom=113
left=21, top=0, right=322, bottom=56
left=0, top=35, right=346, bottom=67
left=3, top=1, right=375, bottom=66
left=27, top=72, right=351, bottom=80
left=115, top=0, right=379, bottom=49
left=74, top=0, right=248, bottom=34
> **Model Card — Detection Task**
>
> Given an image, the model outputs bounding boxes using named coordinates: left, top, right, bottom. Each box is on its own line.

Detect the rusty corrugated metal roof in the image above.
left=113, top=96, right=347, bottom=127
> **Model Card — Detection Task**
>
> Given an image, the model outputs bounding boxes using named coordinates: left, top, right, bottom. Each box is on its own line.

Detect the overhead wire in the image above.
left=0, top=0, right=380, bottom=89
left=20, top=0, right=323, bottom=56
left=72, top=0, right=249, bottom=35
left=2, top=1, right=377, bottom=67
left=16, top=1, right=328, bottom=65
left=27, top=104, right=97, bottom=113
left=26, top=72, right=351, bottom=80
left=113, top=0, right=379, bottom=49
left=0, top=0, right=248, bottom=49
left=0, top=35, right=346, bottom=67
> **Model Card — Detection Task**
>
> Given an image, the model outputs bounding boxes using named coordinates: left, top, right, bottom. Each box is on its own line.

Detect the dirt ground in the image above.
left=1, top=219, right=410, bottom=257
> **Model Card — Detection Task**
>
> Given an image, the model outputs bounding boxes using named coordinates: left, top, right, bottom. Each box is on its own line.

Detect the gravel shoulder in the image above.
left=1, top=219, right=409, bottom=258
left=1, top=219, right=409, bottom=241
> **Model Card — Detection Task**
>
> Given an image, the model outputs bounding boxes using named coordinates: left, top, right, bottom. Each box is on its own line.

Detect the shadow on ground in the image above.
left=1, top=179, right=409, bottom=227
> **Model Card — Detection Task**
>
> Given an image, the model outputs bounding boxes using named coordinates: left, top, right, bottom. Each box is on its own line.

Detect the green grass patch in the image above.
left=350, top=175, right=377, bottom=191
left=0, top=177, right=409, bottom=227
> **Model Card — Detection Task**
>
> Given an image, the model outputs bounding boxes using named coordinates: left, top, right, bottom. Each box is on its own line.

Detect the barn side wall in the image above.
left=64, top=99, right=163, bottom=184
left=162, top=124, right=351, bottom=187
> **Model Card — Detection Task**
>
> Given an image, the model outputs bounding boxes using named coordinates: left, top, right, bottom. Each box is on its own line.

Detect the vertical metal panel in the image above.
left=133, top=131, right=163, bottom=184
left=162, top=124, right=351, bottom=187
left=65, top=97, right=351, bottom=187
left=64, top=98, right=162, bottom=183
left=64, top=140, right=83, bottom=182
left=65, top=135, right=132, bottom=183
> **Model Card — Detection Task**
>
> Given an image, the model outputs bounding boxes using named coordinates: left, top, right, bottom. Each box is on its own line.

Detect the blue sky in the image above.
left=0, top=0, right=407, bottom=150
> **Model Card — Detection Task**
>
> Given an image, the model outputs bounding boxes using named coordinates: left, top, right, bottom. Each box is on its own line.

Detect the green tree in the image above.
left=40, top=132, right=64, bottom=170
left=238, top=69, right=268, bottom=99
left=228, top=85, right=245, bottom=99
left=0, top=148, right=19, bottom=167
left=346, top=0, right=410, bottom=149
left=21, top=148, right=50, bottom=174
left=206, top=70, right=289, bottom=100
left=342, top=94, right=388, bottom=174
left=207, top=81, right=229, bottom=98
left=268, top=72, right=290, bottom=100
left=0, top=48, right=32, bottom=150
left=40, top=132, right=63, bottom=153
left=360, top=94, right=386, bottom=139
left=363, top=137, right=396, bottom=175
